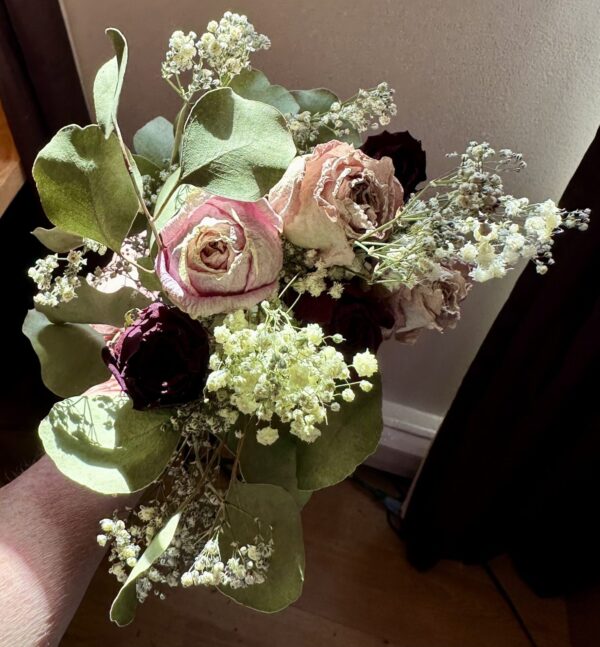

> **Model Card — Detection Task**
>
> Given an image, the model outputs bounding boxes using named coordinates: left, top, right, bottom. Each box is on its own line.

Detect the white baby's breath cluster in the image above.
left=286, top=83, right=397, bottom=153
left=181, top=535, right=274, bottom=589
left=362, top=142, right=590, bottom=285
left=28, top=239, right=106, bottom=306
left=206, top=304, right=378, bottom=443
left=162, top=13, right=270, bottom=100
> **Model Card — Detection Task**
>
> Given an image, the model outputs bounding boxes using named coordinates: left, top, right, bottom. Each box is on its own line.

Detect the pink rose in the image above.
left=268, top=140, right=404, bottom=267
left=156, top=191, right=283, bottom=318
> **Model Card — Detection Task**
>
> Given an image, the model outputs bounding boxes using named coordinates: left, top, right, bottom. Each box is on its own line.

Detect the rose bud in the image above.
left=360, top=130, right=427, bottom=198
left=156, top=191, right=283, bottom=319
left=268, top=140, right=403, bottom=268
left=102, top=303, right=210, bottom=410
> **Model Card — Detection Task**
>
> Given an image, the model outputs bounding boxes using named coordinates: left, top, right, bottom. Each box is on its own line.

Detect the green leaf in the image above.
left=295, top=376, right=383, bottom=490
left=154, top=178, right=196, bottom=233
left=110, top=513, right=181, bottom=626
left=23, top=310, right=109, bottom=398
left=238, top=424, right=312, bottom=508
left=35, top=281, right=151, bottom=327
left=32, top=125, right=139, bottom=251
left=31, top=227, right=84, bottom=253
left=93, top=28, right=128, bottom=138
left=133, top=116, right=174, bottom=168
left=230, top=70, right=300, bottom=114
left=219, top=482, right=304, bottom=612
left=180, top=87, right=296, bottom=201
left=39, top=394, right=179, bottom=495
left=132, top=154, right=161, bottom=179
left=291, top=88, right=338, bottom=114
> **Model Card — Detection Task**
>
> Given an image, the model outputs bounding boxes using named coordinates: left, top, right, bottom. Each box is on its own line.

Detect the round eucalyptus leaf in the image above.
left=32, top=125, right=139, bottom=251
left=219, top=481, right=305, bottom=612
left=31, top=227, right=83, bottom=253
left=290, top=88, right=339, bottom=114
left=133, top=116, right=175, bottom=168
left=23, top=310, right=109, bottom=398
left=180, top=88, right=296, bottom=201
left=295, top=376, right=383, bottom=490
left=230, top=69, right=300, bottom=114
left=39, top=395, right=179, bottom=495
left=93, top=28, right=128, bottom=138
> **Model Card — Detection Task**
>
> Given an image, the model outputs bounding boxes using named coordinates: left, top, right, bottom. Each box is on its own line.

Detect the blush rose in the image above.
left=268, top=140, right=404, bottom=267
left=156, top=191, right=283, bottom=318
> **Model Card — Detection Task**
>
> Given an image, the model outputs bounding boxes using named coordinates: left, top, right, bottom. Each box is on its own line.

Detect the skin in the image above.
left=0, top=456, right=132, bottom=647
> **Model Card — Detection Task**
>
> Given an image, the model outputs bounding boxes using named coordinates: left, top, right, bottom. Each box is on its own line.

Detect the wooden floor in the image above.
left=61, top=469, right=571, bottom=647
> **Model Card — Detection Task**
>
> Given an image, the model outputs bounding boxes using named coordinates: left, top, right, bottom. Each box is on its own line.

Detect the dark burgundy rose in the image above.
left=291, top=283, right=395, bottom=358
left=361, top=130, right=427, bottom=198
left=102, top=303, right=210, bottom=410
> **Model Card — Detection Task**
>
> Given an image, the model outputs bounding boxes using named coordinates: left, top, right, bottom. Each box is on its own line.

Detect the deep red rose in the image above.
left=102, top=303, right=210, bottom=410
left=291, top=283, right=395, bottom=358
left=361, top=130, right=427, bottom=198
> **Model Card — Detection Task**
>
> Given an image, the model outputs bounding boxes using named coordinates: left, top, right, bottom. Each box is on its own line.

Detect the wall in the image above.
left=60, top=0, right=600, bottom=420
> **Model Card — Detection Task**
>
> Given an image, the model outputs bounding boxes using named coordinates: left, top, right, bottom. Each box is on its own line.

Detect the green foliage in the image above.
left=22, top=310, right=109, bottom=398
left=35, top=281, right=150, bottom=327
left=230, top=69, right=300, bottom=114
left=32, top=125, right=139, bottom=251
left=39, top=394, right=179, bottom=495
left=238, top=424, right=312, bottom=508
left=31, top=227, right=83, bottom=253
left=93, top=28, right=128, bottom=137
left=180, top=88, right=296, bottom=200
left=137, top=256, right=162, bottom=292
left=219, top=482, right=304, bottom=612
left=133, top=116, right=174, bottom=168
left=110, top=513, right=181, bottom=626
left=295, top=376, right=383, bottom=490
left=132, top=154, right=161, bottom=180
left=291, top=88, right=338, bottom=114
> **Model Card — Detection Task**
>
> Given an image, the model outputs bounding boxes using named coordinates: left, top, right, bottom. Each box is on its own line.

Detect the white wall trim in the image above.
left=365, top=400, right=442, bottom=477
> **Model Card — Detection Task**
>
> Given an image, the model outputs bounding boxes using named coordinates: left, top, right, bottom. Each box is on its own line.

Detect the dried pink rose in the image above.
left=384, top=266, right=471, bottom=343
left=268, top=140, right=404, bottom=267
left=156, top=191, right=283, bottom=318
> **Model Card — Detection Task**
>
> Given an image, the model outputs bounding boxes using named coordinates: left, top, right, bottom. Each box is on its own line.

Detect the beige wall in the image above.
left=60, top=0, right=600, bottom=417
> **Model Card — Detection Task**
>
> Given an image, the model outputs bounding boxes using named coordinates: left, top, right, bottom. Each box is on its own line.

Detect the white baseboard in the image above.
left=365, top=400, right=442, bottom=477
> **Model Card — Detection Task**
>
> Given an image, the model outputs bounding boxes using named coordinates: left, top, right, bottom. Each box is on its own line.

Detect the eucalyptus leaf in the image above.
left=180, top=88, right=296, bottom=200
left=35, top=281, right=150, bottom=327
left=110, top=513, right=181, bottom=626
left=230, top=70, right=300, bottom=114
left=93, top=28, right=128, bottom=137
left=32, top=125, right=139, bottom=251
left=132, top=154, right=161, bottom=180
left=295, top=376, right=383, bottom=490
left=137, top=256, right=162, bottom=292
left=290, top=88, right=338, bottom=114
left=239, top=424, right=312, bottom=508
left=22, top=309, right=109, bottom=398
left=219, top=482, right=304, bottom=612
left=133, top=116, right=174, bottom=168
left=31, top=227, right=84, bottom=253
left=39, top=394, right=179, bottom=495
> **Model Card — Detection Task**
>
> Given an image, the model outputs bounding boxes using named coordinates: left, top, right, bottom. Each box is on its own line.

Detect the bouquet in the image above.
left=23, top=12, right=588, bottom=626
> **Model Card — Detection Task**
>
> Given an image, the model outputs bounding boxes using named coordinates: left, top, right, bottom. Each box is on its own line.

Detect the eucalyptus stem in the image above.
left=170, top=101, right=192, bottom=166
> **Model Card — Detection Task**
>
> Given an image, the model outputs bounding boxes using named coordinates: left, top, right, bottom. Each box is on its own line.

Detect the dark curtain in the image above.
left=0, top=0, right=88, bottom=479
left=402, top=127, right=600, bottom=597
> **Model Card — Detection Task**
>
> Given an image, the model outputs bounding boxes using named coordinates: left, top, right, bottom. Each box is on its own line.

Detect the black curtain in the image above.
left=403, top=128, right=600, bottom=597
left=0, top=0, right=88, bottom=478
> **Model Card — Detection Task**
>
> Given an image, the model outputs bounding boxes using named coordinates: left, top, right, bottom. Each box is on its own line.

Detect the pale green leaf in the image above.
left=295, top=376, right=383, bottom=490
left=238, top=424, right=312, bottom=508
left=39, top=394, right=179, bottom=495
left=110, top=513, right=181, bottom=626
left=132, top=154, right=161, bottom=179
left=180, top=88, right=296, bottom=201
left=93, top=28, right=128, bottom=137
left=31, top=227, right=84, bottom=253
left=23, top=310, right=109, bottom=398
left=290, top=88, right=338, bottom=114
left=32, top=125, right=139, bottom=251
left=230, top=69, right=299, bottom=114
left=133, top=116, right=174, bottom=168
left=35, top=281, right=150, bottom=327
left=219, top=481, right=304, bottom=612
